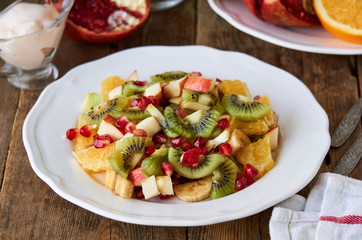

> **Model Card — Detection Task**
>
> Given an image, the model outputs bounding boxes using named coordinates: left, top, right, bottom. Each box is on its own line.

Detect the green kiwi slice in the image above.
left=108, top=137, right=152, bottom=178
left=141, top=148, right=169, bottom=176
left=222, top=94, right=271, bottom=121
left=209, top=93, right=225, bottom=114
left=168, top=147, right=224, bottom=179
left=181, top=90, right=225, bottom=114
left=164, top=106, right=195, bottom=139
left=146, top=104, right=179, bottom=138
left=210, top=158, right=239, bottom=199
left=181, top=89, right=200, bottom=102
left=151, top=71, right=188, bottom=82
left=81, top=93, right=104, bottom=112
left=123, top=81, right=155, bottom=97
left=117, top=108, right=150, bottom=121
left=82, top=96, right=127, bottom=126
left=184, top=110, right=221, bottom=138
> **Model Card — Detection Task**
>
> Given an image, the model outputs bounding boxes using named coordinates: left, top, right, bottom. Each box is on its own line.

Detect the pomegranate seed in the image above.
left=147, top=96, right=159, bottom=107
left=235, top=175, right=248, bottom=191
left=175, top=108, right=187, bottom=119
left=244, top=164, right=258, bottom=179
left=133, top=80, right=148, bottom=86
left=182, top=142, right=193, bottom=151
left=254, top=95, right=261, bottom=100
left=131, top=98, right=140, bottom=107
left=152, top=133, right=167, bottom=144
left=124, top=121, right=136, bottom=134
left=160, top=162, right=174, bottom=176
left=171, top=176, right=180, bottom=186
left=190, top=72, right=202, bottom=76
left=66, top=128, right=79, bottom=140
left=145, top=143, right=156, bottom=157
left=181, top=147, right=201, bottom=168
left=218, top=143, right=233, bottom=156
left=159, top=194, right=173, bottom=200
left=115, top=115, right=129, bottom=131
left=200, top=148, right=209, bottom=155
left=80, top=124, right=93, bottom=137
left=246, top=176, right=255, bottom=186
left=171, top=136, right=184, bottom=147
left=216, top=78, right=222, bottom=83
left=209, top=147, right=219, bottom=153
left=135, top=188, right=144, bottom=199
left=138, top=96, right=152, bottom=110
left=193, top=137, right=207, bottom=148
left=94, top=134, right=113, bottom=148
left=217, top=118, right=230, bottom=129
left=133, top=129, right=147, bottom=137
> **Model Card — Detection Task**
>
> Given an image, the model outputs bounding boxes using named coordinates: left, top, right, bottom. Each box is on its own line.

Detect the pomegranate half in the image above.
left=48, top=0, right=150, bottom=43
left=242, top=0, right=320, bottom=27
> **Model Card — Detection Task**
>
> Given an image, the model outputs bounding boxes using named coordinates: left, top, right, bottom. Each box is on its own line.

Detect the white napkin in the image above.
left=269, top=173, right=362, bottom=240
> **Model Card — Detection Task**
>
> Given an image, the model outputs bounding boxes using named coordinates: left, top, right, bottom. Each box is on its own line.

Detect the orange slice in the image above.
left=72, top=142, right=115, bottom=172
left=314, top=0, right=362, bottom=44
left=100, top=76, right=126, bottom=101
left=219, top=80, right=252, bottom=98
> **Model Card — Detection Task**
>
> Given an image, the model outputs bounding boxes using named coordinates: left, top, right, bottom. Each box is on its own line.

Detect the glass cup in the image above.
left=0, top=0, right=73, bottom=90
left=151, top=0, right=184, bottom=11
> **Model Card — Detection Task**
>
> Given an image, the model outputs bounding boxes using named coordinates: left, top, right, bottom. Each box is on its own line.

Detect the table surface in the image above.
left=1, top=1, right=362, bottom=239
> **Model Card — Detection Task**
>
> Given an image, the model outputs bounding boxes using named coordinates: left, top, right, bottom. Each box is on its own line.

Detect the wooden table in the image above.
left=1, top=1, right=361, bottom=239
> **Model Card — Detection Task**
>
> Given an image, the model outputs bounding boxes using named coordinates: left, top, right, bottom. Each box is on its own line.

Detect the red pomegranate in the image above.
left=242, top=0, right=320, bottom=27
left=48, top=0, right=150, bottom=43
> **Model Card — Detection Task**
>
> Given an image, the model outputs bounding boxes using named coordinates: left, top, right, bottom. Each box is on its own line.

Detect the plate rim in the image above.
left=23, top=45, right=331, bottom=226
left=207, top=0, right=362, bottom=55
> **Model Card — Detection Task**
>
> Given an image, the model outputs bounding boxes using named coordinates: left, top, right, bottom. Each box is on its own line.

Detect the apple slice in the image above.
left=181, top=101, right=210, bottom=111
left=205, top=129, right=230, bottom=151
left=128, top=70, right=139, bottom=81
left=163, top=76, right=188, bottom=98
left=129, top=168, right=149, bottom=186
left=155, top=176, right=174, bottom=196
left=97, top=114, right=124, bottom=140
left=108, top=85, right=123, bottom=100
left=144, top=82, right=162, bottom=99
left=265, top=126, right=279, bottom=151
left=141, top=175, right=160, bottom=199
left=198, top=94, right=213, bottom=106
left=184, top=76, right=214, bottom=93
left=169, top=97, right=183, bottom=105
left=136, top=116, right=162, bottom=137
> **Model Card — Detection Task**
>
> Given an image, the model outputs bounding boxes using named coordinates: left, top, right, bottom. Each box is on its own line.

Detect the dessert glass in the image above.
left=0, top=0, right=74, bottom=90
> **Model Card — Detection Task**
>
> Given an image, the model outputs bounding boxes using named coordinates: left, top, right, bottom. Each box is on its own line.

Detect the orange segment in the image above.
left=72, top=142, right=115, bottom=172
left=100, top=76, right=127, bottom=101
left=314, top=0, right=362, bottom=44
left=219, top=80, right=252, bottom=98
left=236, top=135, right=274, bottom=179
left=256, top=95, right=277, bottom=129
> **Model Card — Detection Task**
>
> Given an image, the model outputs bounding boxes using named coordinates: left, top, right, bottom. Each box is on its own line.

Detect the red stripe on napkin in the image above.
left=319, top=215, right=362, bottom=224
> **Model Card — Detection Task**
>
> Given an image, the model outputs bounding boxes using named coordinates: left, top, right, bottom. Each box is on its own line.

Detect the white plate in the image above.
left=23, top=46, right=330, bottom=226
left=208, top=0, right=362, bottom=55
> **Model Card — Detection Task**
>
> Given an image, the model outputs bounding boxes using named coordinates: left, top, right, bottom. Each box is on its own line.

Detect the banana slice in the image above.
left=174, top=176, right=212, bottom=202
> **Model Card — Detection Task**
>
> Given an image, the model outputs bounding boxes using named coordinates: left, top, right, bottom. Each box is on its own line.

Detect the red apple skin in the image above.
left=181, top=147, right=201, bottom=168
left=98, top=114, right=124, bottom=140
left=129, top=168, right=148, bottom=186
left=103, top=114, right=117, bottom=125
left=242, top=0, right=319, bottom=27
left=184, top=76, right=212, bottom=93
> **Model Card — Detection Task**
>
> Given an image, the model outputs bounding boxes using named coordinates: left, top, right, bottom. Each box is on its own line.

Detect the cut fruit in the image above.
left=100, top=76, right=127, bottom=101
left=256, top=95, right=277, bottom=129
left=227, top=129, right=251, bottom=154
left=141, top=175, right=160, bottom=200
left=144, top=82, right=162, bottom=99
left=108, top=137, right=152, bottom=178
left=146, top=104, right=179, bottom=138
left=141, top=148, right=169, bottom=176
left=97, top=114, right=124, bottom=141
left=114, top=175, right=134, bottom=198
left=181, top=147, right=202, bottom=168
left=314, top=0, right=362, bottom=44
left=210, top=157, right=239, bottom=199
left=72, top=142, right=115, bottom=172
left=123, top=81, right=150, bottom=97
left=219, top=80, right=252, bottom=99
left=164, top=107, right=195, bottom=139
left=205, top=129, right=231, bottom=151
left=184, top=110, right=221, bottom=138
left=222, top=94, right=271, bottom=121
left=81, top=93, right=104, bottom=112
left=129, top=168, right=148, bottom=186
left=237, top=135, right=274, bottom=179
left=168, top=147, right=224, bottom=179
left=238, top=120, right=270, bottom=136
left=155, top=176, right=174, bottom=196
left=135, top=116, right=162, bottom=137
left=174, top=175, right=212, bottom=202
left=180, top=101, right=210, bottom=111
left=184, top=76, right=214, bottom=93
left=108, top=85, right=123, bottom=100
left=163, top=76, right=188, bottom=99
left=117, top=108, right=150, bottom=121
left=151, top=71, right=188, bottom=82
left=265, top=126, right=279, bottom=151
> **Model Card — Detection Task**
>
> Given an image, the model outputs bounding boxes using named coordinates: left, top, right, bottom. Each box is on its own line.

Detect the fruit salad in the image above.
left=66, top=71, right=280, bottom=202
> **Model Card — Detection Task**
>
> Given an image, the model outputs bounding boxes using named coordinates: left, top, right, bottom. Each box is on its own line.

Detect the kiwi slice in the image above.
left=168, top=147, right=224, bottom=179
left=168, top=103, right=181, bottom=110
left=181, top=90, right=225, bottom=114
left=108, top=137, right=152, bottom=178
left=82, top=96, right=127, bottom=126
left=209, top=93, right=225, bottom=114
left=151, top=71, right=188, bottom=82
left=164, top=106, right=195, bottom=139
left=181, top=89, right=200, bottom=102
left=123, top=81, right=155, bottom=97
left=81, top=93, right=104, bottom=112
left=222, top=94, right=271, bottom=121
left=210, top=157, right=239, bottom=199
left=141, top=148, right=169, bottom=176
left=146, top=104, right=179, bottom=138
left=118, top=108, right=150, bottom=121
left=184, top=110, right=221, bottom=138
